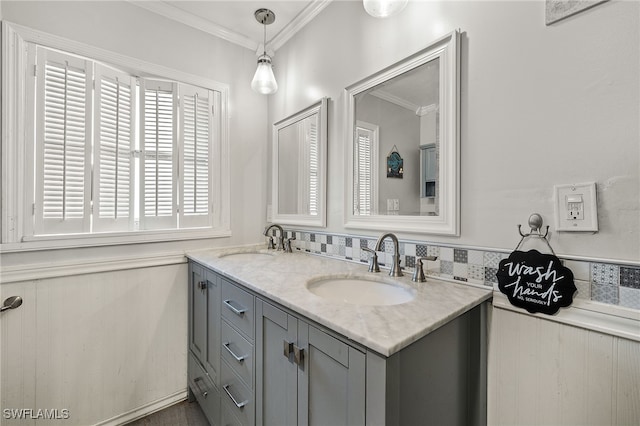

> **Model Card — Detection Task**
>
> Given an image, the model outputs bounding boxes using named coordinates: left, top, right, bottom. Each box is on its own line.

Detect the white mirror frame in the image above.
left=272, top=97, right=328, bottom=227
left=344, top=30, right=460, bottom=236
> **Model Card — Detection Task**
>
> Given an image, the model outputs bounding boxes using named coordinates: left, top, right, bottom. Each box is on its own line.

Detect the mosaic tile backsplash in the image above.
left=284, top=230, right=640, bottom=311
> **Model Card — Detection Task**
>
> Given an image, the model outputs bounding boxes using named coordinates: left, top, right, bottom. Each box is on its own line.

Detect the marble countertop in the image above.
left=187, top=245, right=493, bottom=357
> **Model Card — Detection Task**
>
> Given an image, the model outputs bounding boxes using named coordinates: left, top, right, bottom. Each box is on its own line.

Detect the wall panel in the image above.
left=1, top=264, right=187, bottom=425
left=489, top=306, right=640, bottom=426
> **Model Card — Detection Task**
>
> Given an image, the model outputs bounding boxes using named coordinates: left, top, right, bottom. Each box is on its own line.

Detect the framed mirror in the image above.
left=345, top=31, right=460, bottom=235
left=272, top=98, right=328, bottom=227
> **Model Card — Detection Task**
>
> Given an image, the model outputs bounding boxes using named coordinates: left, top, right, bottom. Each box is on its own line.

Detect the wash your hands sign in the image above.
left=496, top=250, right=576, bottom=315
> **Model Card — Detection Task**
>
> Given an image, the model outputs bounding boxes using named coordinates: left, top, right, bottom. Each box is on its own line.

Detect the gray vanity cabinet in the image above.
left=255, top=299, right=366, bottom=426
left=188, top=259, right=487, bottom=426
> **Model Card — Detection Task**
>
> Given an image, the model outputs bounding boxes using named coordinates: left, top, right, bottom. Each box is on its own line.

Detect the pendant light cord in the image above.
left=263, top=17, right=267, bottom=56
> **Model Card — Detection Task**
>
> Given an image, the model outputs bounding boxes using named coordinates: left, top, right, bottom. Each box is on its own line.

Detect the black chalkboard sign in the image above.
left=496, top=250, right=576, bottom=315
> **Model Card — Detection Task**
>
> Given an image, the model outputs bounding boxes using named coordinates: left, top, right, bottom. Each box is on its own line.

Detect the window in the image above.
left=1, top=23, right=230, bottom=248
left=353, top=121, right=379, bottom=215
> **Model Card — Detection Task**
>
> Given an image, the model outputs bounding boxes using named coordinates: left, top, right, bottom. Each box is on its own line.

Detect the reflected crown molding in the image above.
left=369, top=89, right=419, bottom=112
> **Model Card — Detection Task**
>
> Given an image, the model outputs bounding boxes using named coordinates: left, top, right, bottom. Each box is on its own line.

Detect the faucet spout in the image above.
left=264, top=224, right=285, bottom=250
left=374, top=233, right=403, bottom=277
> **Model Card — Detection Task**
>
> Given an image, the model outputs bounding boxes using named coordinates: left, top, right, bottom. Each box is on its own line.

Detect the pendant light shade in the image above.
left=252, top=8, right=278, bottom=95
left=363, top=0, right=408, bottom=18
left=251, top=54, right=278, bottom=95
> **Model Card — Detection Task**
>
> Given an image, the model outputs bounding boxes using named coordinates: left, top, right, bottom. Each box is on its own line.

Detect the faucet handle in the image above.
left=266, top=236, right=276, bottom=250
left=362, top=247, right=380, bottom=273
left=412, top=256, right=438, bottom=282
left=284, top=235, right=296, bottom=253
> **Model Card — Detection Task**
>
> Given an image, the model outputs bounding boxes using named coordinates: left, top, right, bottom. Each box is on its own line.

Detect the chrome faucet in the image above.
left=374, top=233, right=403, bottom=277
left=263, top=224, right=285, bottom=251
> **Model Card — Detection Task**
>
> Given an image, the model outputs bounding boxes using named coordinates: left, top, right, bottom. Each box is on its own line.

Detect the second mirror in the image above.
left=272, top=98, right=328, bottom=227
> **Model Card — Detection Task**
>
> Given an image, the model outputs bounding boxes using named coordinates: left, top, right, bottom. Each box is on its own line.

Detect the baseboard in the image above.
left=94, top=389, right=188, bottom=426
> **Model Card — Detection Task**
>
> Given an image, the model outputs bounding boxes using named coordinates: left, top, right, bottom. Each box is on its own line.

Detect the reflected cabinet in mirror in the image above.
left=345, top=31, right=460, bottom=235
left=272, top=98, right=328, bottom=227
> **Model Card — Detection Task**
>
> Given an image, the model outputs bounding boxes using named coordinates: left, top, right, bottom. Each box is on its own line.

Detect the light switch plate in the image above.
left=553, top=182, right=598, bottom=232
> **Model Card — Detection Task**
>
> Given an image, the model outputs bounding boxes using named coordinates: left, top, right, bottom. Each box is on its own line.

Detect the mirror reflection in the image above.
left=354, top=58, right=440, bottom=216
left=277, top=113, right=319, bottom=215
left=272, top=98, right=328, bottom=227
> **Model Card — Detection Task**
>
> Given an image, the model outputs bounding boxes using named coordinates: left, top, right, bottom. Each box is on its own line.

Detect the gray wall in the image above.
left=357, top=94, right=421, bottom=215
left=268, top=0, right=639, bottom=262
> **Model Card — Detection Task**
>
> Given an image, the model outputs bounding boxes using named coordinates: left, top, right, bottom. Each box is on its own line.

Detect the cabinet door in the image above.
left=189, top=262, right=207, bottom=364
left=298, top=324, right=366, bottom=426
left=255, top=299, right=298, bottom=426
left=189, top=263, right=221, bottom=385
left=204, top=269, right=221, bottom=385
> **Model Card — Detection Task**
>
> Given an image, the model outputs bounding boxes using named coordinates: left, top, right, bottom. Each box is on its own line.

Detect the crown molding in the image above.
left=269, top=0, right=333, bottom=52
left=128, top=0, right=333, bottom=54
left=128, top=1, right=258, bottom=51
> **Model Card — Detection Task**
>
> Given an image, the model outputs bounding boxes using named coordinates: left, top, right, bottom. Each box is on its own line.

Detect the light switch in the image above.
left=554, top=183, right=598, bottom=232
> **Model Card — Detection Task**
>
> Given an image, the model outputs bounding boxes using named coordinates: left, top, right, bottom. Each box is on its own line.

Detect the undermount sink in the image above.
left=219, top=252, right=274, bottom=260
left=306, top=276, right=415, bottom=306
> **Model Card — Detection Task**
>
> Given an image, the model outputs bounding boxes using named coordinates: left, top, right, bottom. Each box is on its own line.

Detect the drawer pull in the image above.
left=223, top=342, right=246, bottom=363
left=294, top=345, right=305, bottom=366
left=198, top=280, right=207, bottom=290
left=223, top=384, right=248, bottom=409
left=193, top=376, right=208, bottom=398
left=283, top=340, right=293, bottom=358
left=223, top=299, right=247, bottom=316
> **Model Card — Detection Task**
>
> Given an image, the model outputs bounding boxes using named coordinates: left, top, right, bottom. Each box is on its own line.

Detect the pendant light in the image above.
left=363, top=0, right=408, bottom=18
left=251, top=8, right=278, bottom=95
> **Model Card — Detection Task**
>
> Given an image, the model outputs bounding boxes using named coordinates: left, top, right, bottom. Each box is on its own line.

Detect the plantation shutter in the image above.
left=93, top=64, right=135, bottom=232
left=179, top=84, right=214, bottom=228
left=308, top=118, right=318, bottom=216
left=34, top=48, right=92, bottom=235
left=354, top=125, right=376, bottom=216
left=296, top=117, right=318, bottom=216
left=140, top=79, right=178, bottom=230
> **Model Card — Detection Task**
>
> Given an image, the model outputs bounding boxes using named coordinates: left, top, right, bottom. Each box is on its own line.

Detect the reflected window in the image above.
left=354, top=121, right=378, bottom=215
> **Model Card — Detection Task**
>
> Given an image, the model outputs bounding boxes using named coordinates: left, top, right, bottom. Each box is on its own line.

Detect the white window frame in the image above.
left=1, top=22, right=230, bottom=252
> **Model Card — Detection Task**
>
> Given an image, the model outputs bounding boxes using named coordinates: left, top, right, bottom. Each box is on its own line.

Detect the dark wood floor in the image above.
left=125, top=400, right=209, bottom=426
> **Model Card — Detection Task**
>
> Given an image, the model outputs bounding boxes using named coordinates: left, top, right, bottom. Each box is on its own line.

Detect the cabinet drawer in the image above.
left=188, top=352, right=220, bottom=425
left=221, top=360, right=254, bottom=426
left=221, top=320, right=254, bottom=389
left=221, top=280, right=254, bottom=340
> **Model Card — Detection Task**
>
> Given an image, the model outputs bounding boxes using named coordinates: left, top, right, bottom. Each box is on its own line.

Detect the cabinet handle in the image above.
left=223, top=299, right=247, bottom=316
left=283, top=340, right=293, bottom=358
left=223, top=342, right=246, bottom=363
left=293, top=345, right=305, bottom=366
left=223, top=384, right=248, bottom=409
left=198, top=281, right=207, bottom=290
left=193, top=377, right=208, bottom=398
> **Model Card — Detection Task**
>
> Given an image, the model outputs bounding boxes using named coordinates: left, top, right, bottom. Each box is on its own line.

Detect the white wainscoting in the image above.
left=0, top=262, right=188, bottom=426
left=488, top=303, right=640, bottom=425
